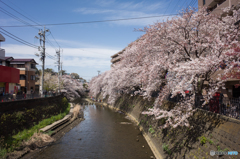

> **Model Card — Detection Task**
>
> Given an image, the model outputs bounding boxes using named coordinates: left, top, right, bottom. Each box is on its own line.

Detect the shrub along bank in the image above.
left=95, top=94, right=240, bottom=159
left=0, top=97, right=70, bottom=158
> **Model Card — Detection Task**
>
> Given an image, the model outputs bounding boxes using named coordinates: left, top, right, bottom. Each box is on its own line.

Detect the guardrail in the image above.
left=166, top=94, right=240, bottom=120
left=0, top=93, right=61, bottom=102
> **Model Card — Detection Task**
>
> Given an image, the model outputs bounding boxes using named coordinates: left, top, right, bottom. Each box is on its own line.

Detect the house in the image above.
left=0, top=34, right=20, bottom=95
left=9, top=59, right=37, bottom=93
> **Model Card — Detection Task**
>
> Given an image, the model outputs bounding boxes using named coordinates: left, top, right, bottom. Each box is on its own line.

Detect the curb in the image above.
left=85, top=98, right=163, bottom=159
left=40, top=103, right=74, bottom=133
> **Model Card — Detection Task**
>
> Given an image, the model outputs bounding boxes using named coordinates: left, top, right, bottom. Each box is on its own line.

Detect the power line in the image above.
left=0, top=0, right=43, bottom=27
left=0, top=28, right=38, bottom=48
left=45, top=36, right=58, bottom=50
left=188, top=0, right=197, bottom=8
left=46, top=52, right=57, bottom=60
left=0, top=0, right=61, bottom=49
left=0, top=14, right=178, bottom=28
left=0, top=31, right=37, bottom=49
left=50, top=31, right=60, bottom=48
left=179, top=0, right=191, bottom=11
left=164, top=0, right=174, bottom=14
left=0, top=7, right=39, bottom=30
left=2, top=0, right=43, bottom=25
left=170, top=0, right=182, bottom=13
left=58, top=42, right=113, bottom=56
left=191, top=0, right=198, bottom=8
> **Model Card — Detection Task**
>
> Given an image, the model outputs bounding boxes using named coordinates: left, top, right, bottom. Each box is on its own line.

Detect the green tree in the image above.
left=71, top=73, right=80, bottom=79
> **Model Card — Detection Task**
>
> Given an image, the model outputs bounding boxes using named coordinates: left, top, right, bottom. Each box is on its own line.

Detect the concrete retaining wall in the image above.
left=0, top=95, right=63, bottom=113
left=92, top=94, right=240, bottom=159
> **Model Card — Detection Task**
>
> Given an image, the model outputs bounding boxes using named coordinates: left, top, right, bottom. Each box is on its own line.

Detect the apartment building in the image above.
left=198, top=0, right=239, bottom=14
left=110, top=48, right=125, bottom=67
left=198, top=0, right=240, bottom=98
left=0, top=34, right=20, bottom=95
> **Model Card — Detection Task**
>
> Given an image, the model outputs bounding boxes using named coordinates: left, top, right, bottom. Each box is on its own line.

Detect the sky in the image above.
left=0, top=0, right=198, bottom=81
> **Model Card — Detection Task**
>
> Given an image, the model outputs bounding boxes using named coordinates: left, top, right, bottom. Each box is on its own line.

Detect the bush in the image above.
left=0, top=99, right=70, bottom=157
left=200, top=136, right=207, bottom=145
left=162, top=143, right=172, bottom=155
left=148, top=128, right=155, bottom=134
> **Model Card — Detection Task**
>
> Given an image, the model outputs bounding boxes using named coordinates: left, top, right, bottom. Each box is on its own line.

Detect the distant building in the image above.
left=110, top=48, right=125, bottom=67
left=198, top=0, right=239, bottom=15
left=198, top=0, right=240, bottom=98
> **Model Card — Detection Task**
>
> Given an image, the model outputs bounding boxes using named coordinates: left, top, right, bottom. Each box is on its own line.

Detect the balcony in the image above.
left=0, top=49, right=5, bottom=60
left=206, top=0, right=231, bottom=14
left=111, top=56, right=121, bottom=64
left=19, top=80, right=26, bottom=87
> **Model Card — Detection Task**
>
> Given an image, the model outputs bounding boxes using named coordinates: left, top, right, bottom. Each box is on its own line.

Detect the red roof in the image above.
left=4, top=57, right=13, bottom=60
left=12, top=59, right=37, bottom=64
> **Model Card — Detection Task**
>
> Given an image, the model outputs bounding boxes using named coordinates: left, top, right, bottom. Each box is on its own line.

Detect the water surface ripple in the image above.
left=36, top=105, right=154, bottom=159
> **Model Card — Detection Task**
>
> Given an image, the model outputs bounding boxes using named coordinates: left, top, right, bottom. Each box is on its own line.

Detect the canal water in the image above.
left=35, top=105, right=154, bottom=159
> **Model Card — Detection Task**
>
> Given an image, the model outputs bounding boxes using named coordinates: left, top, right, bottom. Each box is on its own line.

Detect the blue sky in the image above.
left=0, top=0, right=198, bottom=81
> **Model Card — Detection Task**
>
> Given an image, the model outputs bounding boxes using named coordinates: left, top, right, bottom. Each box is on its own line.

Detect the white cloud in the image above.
left=94, top=0, right=115, bottom=7
left=74, top=8, right=115, bottom=14
left=3, top=44, right=118, bottom=68
left=106, top=11, right=174, bottom=26
left=0, top=18, right=21, bottom=26
left=74, top=8, right=173, bottom=26
left=74, top=0, right=172, bottom=26
left=92, top=0, right=165, bottom=11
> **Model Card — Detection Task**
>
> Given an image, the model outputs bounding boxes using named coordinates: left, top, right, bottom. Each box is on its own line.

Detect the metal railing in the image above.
left=166, top=94, right=240, bottom=120
left=195, top=96, right=240, bottom=119
left=0, top=92, right=61, bottom=102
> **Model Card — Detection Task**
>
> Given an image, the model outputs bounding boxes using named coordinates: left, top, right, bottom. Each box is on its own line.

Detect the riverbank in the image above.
left=1, top=102, right=84, bottom=159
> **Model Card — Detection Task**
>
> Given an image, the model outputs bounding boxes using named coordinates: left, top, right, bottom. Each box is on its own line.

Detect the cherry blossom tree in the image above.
left=40, top=73, right=86, bottom=100
left=61, top=75, right=86, bottom=101
left=89, top=6, right=240, bottom=129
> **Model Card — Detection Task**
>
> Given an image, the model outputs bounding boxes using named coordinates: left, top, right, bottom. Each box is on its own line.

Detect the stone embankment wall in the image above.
left=94, top=94, right=240, bottom=159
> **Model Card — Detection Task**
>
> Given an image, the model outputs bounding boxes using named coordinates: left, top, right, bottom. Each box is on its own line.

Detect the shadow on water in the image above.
left=34, top=104, right=155, bottom=159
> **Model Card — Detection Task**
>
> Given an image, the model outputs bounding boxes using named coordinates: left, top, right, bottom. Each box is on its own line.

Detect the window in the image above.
left=31, top=75, right=36, bottom=80
left=17, top=64, right=25, bottom=68
left=31, top=64, right=35, bottom=69
left=203, top=0, right=205, bottom=5
left=20, top=75, right=26, bottom=80
left=0, top=61, right=2, bottom=65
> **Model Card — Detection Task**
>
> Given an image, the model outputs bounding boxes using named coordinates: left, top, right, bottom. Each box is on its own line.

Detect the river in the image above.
left=34, top=104, right=154, bottom=159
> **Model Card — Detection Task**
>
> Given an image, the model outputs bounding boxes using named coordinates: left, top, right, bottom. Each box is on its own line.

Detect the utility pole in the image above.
left=61, top=62, right=63, bottom=77
left=35, top=26, right=49, bottom=96
left=56, top=49, right=61, bottom=93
